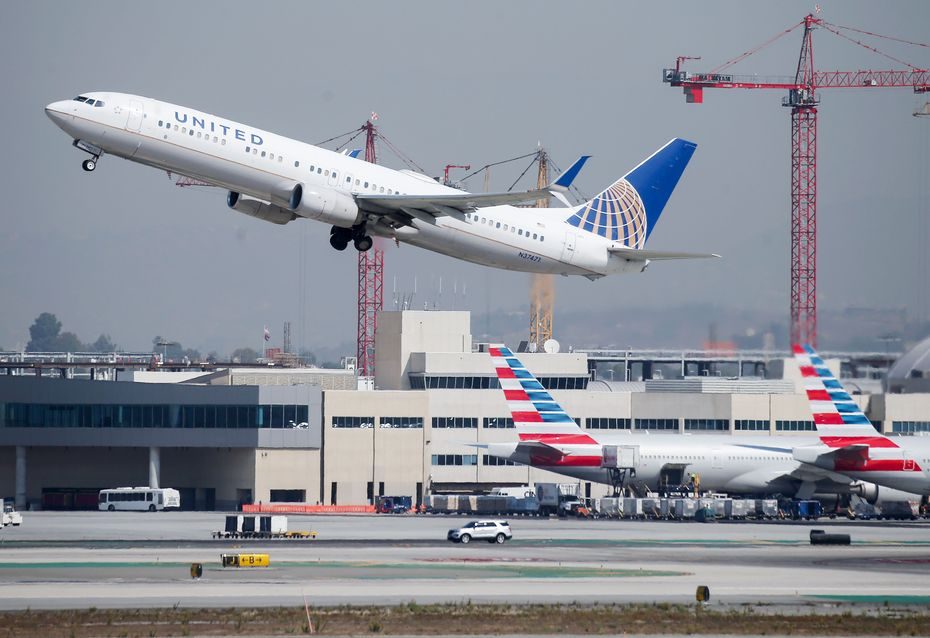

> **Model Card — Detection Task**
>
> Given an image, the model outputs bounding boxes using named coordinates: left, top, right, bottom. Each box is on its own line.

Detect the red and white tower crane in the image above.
left=664, top=14, right=929, bottom=346
left=357, top=119, right=383, bottom=378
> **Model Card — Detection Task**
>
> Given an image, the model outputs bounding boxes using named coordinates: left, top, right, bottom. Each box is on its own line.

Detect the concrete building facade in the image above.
left=3, top=310, right=930, bottom=510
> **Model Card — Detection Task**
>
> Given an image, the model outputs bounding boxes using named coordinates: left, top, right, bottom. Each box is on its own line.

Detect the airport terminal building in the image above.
left=2, top=310, right=930, bottom=510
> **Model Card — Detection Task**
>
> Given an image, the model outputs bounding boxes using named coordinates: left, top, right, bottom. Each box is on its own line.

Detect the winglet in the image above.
left=551, top=155, right=591, bottom=190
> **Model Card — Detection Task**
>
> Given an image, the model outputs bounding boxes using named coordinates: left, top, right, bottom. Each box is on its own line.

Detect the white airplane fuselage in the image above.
left=490, top=432, right=876, bottom=498
left=45, top=92, right=654, bottom=279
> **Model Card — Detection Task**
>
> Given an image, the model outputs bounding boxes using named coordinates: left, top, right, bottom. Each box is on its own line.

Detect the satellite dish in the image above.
left=543, top=339, right=560, bottom=354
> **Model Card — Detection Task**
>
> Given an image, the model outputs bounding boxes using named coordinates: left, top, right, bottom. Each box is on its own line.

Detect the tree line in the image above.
left=19, top=312, right=324, bottom=365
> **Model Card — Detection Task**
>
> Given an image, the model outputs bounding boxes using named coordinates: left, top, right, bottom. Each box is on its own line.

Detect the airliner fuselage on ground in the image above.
left=45, top=92, right=716, bottom=279
left=486, top=345, right=917, bottom=504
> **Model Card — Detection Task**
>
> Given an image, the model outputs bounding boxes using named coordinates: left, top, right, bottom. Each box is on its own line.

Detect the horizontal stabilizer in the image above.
left=515, top=440, right=566, bottom=463
left=608, top=246, right=720, bottom=260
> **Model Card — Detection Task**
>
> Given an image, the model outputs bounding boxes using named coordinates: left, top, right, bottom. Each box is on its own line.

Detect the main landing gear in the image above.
left=330, top=225, right=373, bottom=252
left=73, top=139, right=103, bottom=172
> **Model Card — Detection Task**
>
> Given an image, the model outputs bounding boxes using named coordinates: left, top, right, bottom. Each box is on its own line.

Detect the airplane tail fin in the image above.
left=565, top=138, right=696, bottom=247
left=793, top=344, right=894, bottom=447
left=489, top=345, right=596, bottom=446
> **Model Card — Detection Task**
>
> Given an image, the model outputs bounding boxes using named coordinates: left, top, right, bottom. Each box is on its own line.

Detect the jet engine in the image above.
left=289, top=184, right=361, bottom=227
left=850, top=480, right=880, bottom=504
left=227, top=192, right=297, bottom=225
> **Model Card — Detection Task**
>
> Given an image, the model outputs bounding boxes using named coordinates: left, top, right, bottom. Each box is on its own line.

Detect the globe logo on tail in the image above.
left=566, top=178, right=647, bottom=247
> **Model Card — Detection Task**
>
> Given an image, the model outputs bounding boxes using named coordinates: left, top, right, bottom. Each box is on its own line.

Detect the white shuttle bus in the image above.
left=98, top=487, right=181, bottom=512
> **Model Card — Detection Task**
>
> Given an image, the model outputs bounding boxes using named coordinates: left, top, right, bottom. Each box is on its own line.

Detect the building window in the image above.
left=775, top=420, right=816, bottom=432
left=587, top=418, right=631, bottom=430
left=331, top=416, right=375, bottom=428
left=483, top=417, right=514, bottom=429
left=0, top=402, right=307, bottom=429
left=431, top=417, right=478, bottom=429
left=634, top=418, right=678, bottom=430
left=891, top=421, right=930, bottom=434
left=684, top=419, right=729, bottom=431
left=735, top=419, right=769, bottom=431
left=483, top=454, right=519, bottom=466
left=431, top=454, right=478, bottom=466
left=378, top=416, right=423, bottom=429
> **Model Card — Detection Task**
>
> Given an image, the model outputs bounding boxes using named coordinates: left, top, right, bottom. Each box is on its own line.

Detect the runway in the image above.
left=1, top=512, right=928, bottom=610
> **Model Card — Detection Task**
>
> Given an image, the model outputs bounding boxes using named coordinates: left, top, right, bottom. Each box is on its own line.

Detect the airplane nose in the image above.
left=45, top=100, right=72, bottom=128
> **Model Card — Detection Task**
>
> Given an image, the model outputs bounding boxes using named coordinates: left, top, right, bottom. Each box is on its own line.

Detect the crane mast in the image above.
left=357, top=120, right=383, bottom=378
left=529, top=149, right=554, bottom=352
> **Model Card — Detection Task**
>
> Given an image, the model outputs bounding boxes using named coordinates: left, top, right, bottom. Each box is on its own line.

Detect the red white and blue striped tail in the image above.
left=489, top=345, right=597, bottom=446
left=793, top=344, right=897, bottom=449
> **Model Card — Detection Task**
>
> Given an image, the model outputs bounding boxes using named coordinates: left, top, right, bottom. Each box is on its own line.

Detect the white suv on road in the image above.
left=447, top=520, right=512, bottom=544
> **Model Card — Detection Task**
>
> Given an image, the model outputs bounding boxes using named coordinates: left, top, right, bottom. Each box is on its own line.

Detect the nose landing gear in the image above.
left=73, top=139, right=103, bottom=173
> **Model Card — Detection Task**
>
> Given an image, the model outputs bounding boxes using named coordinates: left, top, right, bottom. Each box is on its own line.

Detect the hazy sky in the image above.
left=3, top=1, right=929, bottom=355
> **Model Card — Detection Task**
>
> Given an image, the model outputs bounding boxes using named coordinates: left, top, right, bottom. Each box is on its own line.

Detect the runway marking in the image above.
left=0, top=560, right=687, bottom=579
left=812, top=594, right=930, bottom=604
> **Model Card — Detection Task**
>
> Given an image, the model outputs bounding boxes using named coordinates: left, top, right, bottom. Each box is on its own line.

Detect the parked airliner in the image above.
left=45, top=92, right=717, bottom=279
left=485, top=345, right=911, bottom=503
left=794, top=344, right=930, bottom=496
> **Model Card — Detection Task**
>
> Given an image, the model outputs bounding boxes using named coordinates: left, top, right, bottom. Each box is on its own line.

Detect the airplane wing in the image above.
left=355, top=155, right=591, bottom=221
left=793, top=443, right=870, bottom=470
left=608, top=246, right=721, bottom=260
left=732, top=443, right=865, bottom=495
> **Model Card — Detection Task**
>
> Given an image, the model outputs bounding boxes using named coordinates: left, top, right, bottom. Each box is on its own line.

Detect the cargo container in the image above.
left=730, top=500, right=751, bottom=519
left=672, top=498, right=697, bottom=519
left=755, top=499, right=778, bottom=519
left=621, top=497, right=643, bottom=519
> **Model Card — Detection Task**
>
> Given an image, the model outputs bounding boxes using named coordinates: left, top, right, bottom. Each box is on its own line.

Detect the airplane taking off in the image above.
left=45, top=92, right=717, bottom=279
left=794, top=344, right=930, bottom=496
left=485, top=345, right=909, bottom=503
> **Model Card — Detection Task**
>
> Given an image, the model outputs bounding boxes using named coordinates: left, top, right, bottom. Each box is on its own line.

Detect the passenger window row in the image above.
left=244, top=146, right=284, bottom=163
left=157, top=120, right=226, bottom=145
left=152, top=122, right=409, bottom=195
left=466, top=213, right=543, bottom=241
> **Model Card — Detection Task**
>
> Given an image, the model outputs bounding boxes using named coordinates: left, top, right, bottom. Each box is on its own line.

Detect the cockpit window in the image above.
left=94, top=101, right=104, bottom=107
left=73, top=96, right=89, bottom=102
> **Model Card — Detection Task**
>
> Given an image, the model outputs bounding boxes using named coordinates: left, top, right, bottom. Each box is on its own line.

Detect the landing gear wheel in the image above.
left=82, top=159, right=96, bottom=172
left=330, top=234, right=349, bottom=251
left=354, top=235, right=373, bottom=252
